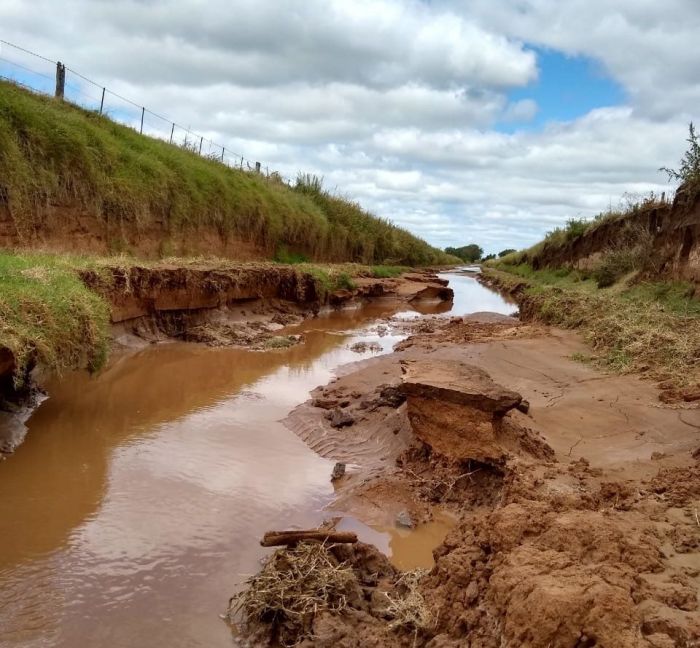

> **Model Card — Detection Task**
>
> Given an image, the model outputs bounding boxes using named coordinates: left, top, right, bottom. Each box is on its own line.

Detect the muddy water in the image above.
left=0, top=274, right=513, bottom=648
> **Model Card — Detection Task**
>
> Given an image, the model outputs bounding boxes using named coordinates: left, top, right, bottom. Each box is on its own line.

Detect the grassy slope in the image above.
left=494, top=194, right=672, bottom=273
left=484, top=264, right=700, bottom=389
left=0, top=80, right=455, bottom=267
left=0, top=251, right=412, bottom=382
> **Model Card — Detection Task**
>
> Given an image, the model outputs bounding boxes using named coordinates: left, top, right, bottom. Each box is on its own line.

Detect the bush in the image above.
left=591, top=224, right=654, bottom=287
left=660, top=122, right=700, bottom=188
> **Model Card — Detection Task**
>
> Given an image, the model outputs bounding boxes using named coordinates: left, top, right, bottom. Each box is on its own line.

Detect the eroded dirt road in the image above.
left=0, top=271, right=494, bottom=648
left=283, top=288, right=700, bottom=647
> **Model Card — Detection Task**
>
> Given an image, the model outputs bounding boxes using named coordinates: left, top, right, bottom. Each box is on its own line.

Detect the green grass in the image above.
left=491, top=192, right=669, bottom=275
left=370, top=265, right=409, bottom=278
left=485, top=266, right=700, bottom=386
left=0, top=252, right=415, bottom=383
left=0, top=252, right=111, bottom=383
left=621, top=281, right=700, bottom=316
left=0, top=79, right=454, bottom=267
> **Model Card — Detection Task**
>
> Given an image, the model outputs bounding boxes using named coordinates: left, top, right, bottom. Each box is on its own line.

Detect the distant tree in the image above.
left=444, top=244, right=483, bottom=263
left=660, top=122, right=700, bottom=186
left=498, top=248, right=517, bottom=258
left=482, top=253, right=496, bottom=262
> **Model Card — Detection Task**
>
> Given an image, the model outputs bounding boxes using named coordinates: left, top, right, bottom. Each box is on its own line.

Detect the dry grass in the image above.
left=227, top=542, right=355, bottom=646
left=227, top=541, right=436, bottom=646
left=384, top=569, right=433, bottom=632
left=484, top=268, right=700, bottom=387
left=404, top=466, right=483, bottom=503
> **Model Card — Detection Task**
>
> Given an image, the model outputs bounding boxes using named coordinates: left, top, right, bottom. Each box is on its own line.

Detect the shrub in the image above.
left=564, top=218, right=590, bottom=240
left=592, top=223, right=654, bottom=288
left=660, top=122, right=700, bottom=187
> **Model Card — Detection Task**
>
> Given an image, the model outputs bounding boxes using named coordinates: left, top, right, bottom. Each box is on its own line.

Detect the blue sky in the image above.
left=500, top=47, right=626, bottom=131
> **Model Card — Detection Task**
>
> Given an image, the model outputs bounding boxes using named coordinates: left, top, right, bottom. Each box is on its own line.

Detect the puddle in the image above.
left=0, top=276, right=513, bottom=647
left=336, top=512, right=457, bottom=570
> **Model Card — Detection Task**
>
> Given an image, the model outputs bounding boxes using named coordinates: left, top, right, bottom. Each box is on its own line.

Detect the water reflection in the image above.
left=0, top=277, right=514, bottom=648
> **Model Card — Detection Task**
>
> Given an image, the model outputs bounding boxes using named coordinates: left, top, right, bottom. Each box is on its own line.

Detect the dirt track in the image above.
left=283, top=312, right=700, bottom=646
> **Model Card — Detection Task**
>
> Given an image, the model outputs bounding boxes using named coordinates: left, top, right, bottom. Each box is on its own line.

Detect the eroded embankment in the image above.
left=522, top=185, right=700, bottom=289
left=235, top=309, right=700, bottom=647
left=79, top=263, right=452, bottom=343
left=0, top=263, right=453, bottom=454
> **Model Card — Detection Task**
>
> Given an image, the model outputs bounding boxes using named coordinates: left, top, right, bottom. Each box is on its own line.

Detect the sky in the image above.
left=1, top=1, right=698, bottom=254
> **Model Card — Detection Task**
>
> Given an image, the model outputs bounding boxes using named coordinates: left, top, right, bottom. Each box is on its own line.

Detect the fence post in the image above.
left=140, top=107, right=145, bottom=134
left=199, top=136, right=203, bottom=154
left=221, top=147, right=225, bottom=162
left=99, top=87, right=105, bottom=115
left=169, top=123, right=175, bottom=144
left=55, top=62, right=65, bottom=99
left=255, top=161, right=261, bottom=173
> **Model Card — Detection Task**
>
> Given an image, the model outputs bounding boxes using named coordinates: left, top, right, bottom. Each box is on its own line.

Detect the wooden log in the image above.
left=260, top=530, right=358, bottom=547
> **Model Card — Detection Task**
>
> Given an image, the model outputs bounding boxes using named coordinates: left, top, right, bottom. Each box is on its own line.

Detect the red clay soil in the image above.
left=0, top=204, right=268, bottom=260
left=522, top=182, right=700, bottom=290
left=274, top=314, right=700, bottom=647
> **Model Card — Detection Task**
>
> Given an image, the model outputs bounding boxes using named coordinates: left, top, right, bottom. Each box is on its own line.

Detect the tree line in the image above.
left=444, top=244, right=516, bottom=263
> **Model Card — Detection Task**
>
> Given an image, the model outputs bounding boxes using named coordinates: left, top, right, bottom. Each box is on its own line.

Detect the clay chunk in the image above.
left=400, top=359, right=522, bottom=464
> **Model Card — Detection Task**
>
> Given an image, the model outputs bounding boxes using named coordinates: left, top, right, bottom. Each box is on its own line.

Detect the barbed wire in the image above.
left=0, top=38, right=55, bottom=64
left=0, top=38, right=292, bottom=183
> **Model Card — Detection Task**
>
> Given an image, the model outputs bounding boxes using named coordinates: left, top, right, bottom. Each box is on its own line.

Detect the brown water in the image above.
left=0, top=275, right=514, bottom=648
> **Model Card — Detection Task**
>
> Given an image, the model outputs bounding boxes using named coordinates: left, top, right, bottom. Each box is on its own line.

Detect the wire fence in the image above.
left=0, top=38, right=290, bottom=181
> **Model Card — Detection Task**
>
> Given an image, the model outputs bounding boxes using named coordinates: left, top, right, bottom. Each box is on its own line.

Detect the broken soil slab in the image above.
left=400, top=358, right=523, bottom=464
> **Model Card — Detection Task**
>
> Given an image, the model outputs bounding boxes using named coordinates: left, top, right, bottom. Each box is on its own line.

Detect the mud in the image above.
left=0, top=271, right=491, bottom=648
left=276, top=299, right=700, bottom=647
left=0, top=265, right=453, bottom=449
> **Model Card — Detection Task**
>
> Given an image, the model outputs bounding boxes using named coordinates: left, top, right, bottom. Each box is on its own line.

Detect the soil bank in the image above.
left=271, top=270, right=700, bottom=647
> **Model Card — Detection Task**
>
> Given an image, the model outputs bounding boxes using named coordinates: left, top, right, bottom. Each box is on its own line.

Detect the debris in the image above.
left=376, top=385, right=406, bottom=408
left=331, top=462, right=346, bottom=481
left=349, top=341, right=382, bottom=353
left=260, top=530, right=358, bottom=547
left=516, top=399, right=530, bottom=414
left=328, top=408, right=354, bottom=428
left=395, top=510, right=415, bottom=529
left=313, top=397, right=341, bottom=410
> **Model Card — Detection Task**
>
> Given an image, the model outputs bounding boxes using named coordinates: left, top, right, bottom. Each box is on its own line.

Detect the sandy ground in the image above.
left=281, top=313, right=700, bottom=647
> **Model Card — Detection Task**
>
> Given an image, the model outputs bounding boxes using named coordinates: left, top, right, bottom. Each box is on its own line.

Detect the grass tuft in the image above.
left=0, top=252, right=110, bottom=383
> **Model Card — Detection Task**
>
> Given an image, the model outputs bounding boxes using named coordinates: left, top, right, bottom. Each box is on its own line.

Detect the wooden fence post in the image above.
left=55, top=62, right=65, bottom=99
left=255, top=161, right=261, bottom=173
left=199, top=136, right=203, bottom=154
left=99, top=87, right=105, bottom=114
left=140, top=107, right=145, bottom=134
left=169, top=123, right=175, bottom=144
